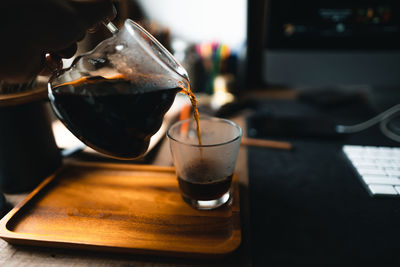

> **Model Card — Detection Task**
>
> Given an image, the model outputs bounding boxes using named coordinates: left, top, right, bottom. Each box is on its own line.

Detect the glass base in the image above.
left=182, top=190, right=231, bottom=210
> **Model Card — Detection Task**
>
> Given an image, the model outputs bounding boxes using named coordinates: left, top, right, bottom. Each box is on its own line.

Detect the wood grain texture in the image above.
left=0, top=161, right=241, bottom=259
left=241, top=137, right=292, bottom=150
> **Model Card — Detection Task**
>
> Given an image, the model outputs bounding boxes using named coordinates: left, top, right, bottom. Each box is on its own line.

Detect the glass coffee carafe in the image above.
left=48, top=19, right=190, bottom=160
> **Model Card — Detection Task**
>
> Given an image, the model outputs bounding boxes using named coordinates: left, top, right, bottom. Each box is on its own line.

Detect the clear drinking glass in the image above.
left=167, top=117, right=242, bottom=210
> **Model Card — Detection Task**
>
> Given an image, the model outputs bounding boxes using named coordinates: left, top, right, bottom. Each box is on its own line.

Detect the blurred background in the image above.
left=75, top=0, right=400, bottom=111
left=72, top=0, right=247, bottom=111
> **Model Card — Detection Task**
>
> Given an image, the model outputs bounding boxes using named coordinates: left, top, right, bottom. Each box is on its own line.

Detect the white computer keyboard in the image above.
left=343, top=145, right=400, bottom=197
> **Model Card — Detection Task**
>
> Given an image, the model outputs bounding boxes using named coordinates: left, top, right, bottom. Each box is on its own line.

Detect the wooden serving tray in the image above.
left=0, top=161, right=240, bottom=258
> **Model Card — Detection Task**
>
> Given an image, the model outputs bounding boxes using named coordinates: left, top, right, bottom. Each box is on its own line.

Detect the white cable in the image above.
left=335, top=104, right=400, bottom=133
left=380, top=117, right=400, bottom=143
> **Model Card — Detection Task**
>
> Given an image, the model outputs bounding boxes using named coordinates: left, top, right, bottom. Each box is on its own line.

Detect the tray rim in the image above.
left=0, top=161, right=241, bottom=258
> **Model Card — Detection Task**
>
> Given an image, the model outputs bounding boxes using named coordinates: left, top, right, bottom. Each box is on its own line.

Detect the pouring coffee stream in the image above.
left=49, top=19, right=202, bottom=159
left=103, top=21, right=203, bottom=146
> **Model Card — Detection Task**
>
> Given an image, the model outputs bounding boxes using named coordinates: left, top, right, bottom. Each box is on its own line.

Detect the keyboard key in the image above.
left=376, top=159, right=394, bottom=168
left=387, top=170, right=400, bottom=177
left=351, top=158, right=376, bottom=166
left=379, top=147, right=394, bottom=154
left=358, top=168, right=386, bottom=176
left=368, top=184, right=398, bottom=196
left=353, top=164, right=379, bottom=170
left=362, top=176, right=400, bottom=185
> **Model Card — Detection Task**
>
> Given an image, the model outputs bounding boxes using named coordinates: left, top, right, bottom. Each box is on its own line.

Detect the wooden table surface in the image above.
left=0, top=115, right=252, bottom=267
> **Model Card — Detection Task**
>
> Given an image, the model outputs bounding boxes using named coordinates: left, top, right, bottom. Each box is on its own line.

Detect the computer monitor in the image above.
left=259, top=0, right=400, bottom=88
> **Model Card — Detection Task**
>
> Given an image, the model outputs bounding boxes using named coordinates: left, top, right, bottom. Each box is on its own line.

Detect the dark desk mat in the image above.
left=248, top=99, right=400, bottom=267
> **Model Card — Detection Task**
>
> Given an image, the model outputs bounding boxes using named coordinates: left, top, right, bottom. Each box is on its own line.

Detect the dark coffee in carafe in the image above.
left=50, top=75, right=178, bottom=159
